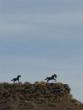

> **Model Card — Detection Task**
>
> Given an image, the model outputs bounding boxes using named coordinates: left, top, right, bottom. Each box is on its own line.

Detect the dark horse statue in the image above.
left=11, top=75, right=21, bottom=83
left=45, top=74, right=57, bottom=82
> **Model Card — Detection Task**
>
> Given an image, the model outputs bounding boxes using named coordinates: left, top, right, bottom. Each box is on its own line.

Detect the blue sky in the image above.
left=0, top=0, right=83, bottom=102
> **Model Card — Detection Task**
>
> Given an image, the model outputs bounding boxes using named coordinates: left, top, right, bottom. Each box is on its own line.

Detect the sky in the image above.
left=0, top=0, right=83, bottom=102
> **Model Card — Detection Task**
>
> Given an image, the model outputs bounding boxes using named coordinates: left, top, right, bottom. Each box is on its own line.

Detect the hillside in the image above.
left=0, top=82, right=83, bottom=110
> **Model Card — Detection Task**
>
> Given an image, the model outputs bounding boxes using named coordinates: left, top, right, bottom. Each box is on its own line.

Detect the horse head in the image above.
left=17, top=75, right=21, bottom=78
left=53, top=74, right=57, bottom=78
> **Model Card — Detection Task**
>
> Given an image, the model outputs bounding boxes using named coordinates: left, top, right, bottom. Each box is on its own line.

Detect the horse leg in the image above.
left=47, top=79, right=50, bottom=83
left=13, top=80, right=15, bottom=83
left=18, top=79, right=19, bottom=83
left=54, top=78, right=56, bottom=82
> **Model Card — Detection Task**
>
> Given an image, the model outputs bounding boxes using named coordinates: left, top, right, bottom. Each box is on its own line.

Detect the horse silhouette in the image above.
left=45, top=74, right=57, bottom=82
left=11, top=75, right=21, bottom=83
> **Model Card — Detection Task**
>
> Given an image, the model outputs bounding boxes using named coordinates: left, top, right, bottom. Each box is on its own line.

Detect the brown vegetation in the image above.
left=0, top=82, right=82, bottom=110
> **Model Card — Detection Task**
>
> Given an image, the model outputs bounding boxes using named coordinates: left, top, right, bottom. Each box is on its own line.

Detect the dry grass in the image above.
left=0, top=82, right=82, bottom=110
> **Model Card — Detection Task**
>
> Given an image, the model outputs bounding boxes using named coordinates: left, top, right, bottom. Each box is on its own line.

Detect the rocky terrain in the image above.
left=0, top=82, right=83, bottom=110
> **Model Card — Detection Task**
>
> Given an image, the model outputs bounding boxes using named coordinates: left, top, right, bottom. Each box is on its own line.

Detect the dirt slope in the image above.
left=0, top=82, right=83, bottom=110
